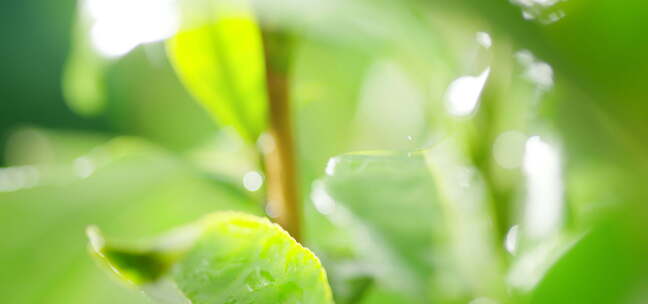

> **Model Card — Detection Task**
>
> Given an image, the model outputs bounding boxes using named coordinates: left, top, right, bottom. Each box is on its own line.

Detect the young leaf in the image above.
left=314, top=147, right=506, bottom=302
left=89, top=212, right=334, bottom=304
left=313, top=151, right=439, bottom=302
left=167, top=0, right=268, bottom=142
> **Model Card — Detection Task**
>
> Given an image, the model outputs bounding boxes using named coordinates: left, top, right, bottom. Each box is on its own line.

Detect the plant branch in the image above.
left=261, top=30, right=300, bottom=241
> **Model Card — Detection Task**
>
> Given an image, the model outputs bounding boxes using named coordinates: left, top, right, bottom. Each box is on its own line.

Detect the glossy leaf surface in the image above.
left=91, top=212, right=334, bottom=304
left=167, top=0, right=267, bottom=142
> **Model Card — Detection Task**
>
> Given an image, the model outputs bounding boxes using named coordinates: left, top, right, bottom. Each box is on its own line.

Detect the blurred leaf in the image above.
left=313, top=145, right=507, bottom=303
left=91, top=212, right=334, bottom=304
left=313, top=151, right=440, bottom=303
left=167, top=0, right=267, bottom=142
left=529, top=209, right=648, bottom=304
left=5, top=127, right=109, bottom=166
left=0, top=136, right=260, bottom=304
left=424, top=141, right=506, bottom=301
left=62, top=14, right=107, bottom=116
left=105, top=46, right=221, bottom=151
left=507, top=233, right=583, bottom=294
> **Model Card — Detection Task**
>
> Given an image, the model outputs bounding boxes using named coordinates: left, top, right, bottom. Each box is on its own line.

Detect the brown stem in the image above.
left=261, top=30, right=300, bottom=241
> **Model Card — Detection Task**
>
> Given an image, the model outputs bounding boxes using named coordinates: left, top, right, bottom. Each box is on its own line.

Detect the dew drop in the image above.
left=445, top=68, right=491, bottom=117
left=505, top=225, right=519, bottom=255
left=476, top=31, right=492, bottom=49
left=244, top=269, right=275, bottom=292
left=242, top=171, right=263, bottom=192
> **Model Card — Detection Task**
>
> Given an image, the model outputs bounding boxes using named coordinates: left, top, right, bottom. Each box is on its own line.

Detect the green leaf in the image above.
left=313, top=146, right=506, bottom=302
left=0, top=135, right=259, bottom=304
left=90, top=212, right=334, bottom=304
left=528, top=210, right=648, bottom=304
left=167, top=0, right=267, bottom=142
left=312, top=151, right=439, bottom=302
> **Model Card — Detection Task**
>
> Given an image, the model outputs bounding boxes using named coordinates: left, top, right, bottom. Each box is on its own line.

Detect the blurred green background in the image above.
left=2, top=0, right=648, bottom=303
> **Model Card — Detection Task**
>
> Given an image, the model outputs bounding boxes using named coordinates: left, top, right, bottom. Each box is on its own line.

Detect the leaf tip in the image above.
left=86, top=225, right=105, bottom=255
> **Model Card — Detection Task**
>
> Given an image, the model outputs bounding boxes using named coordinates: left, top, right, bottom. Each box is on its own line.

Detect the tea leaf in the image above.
left=167, top=0, right=267, bottom=142
left=90, top=212, right=334, bottom=304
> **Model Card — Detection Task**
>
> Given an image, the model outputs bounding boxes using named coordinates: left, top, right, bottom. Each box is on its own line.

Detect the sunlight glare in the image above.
left=86, top=0, right=179, bottom=58
left=242, top=171, right=264, bottom=192
left=445, top=68, right=491, bottom=117
left=511, top=0, right=567, bottom=24
left=0, top=166, right=40, bottom=192
left=311, top=182, right=336, bottom=216
left=476, top=32, right=492, bottom=49
left=505, top=225, right=519, bottom=254
left=523, top=136, right=563, bottom=239
left=516, top=50, right=554, bottom=90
